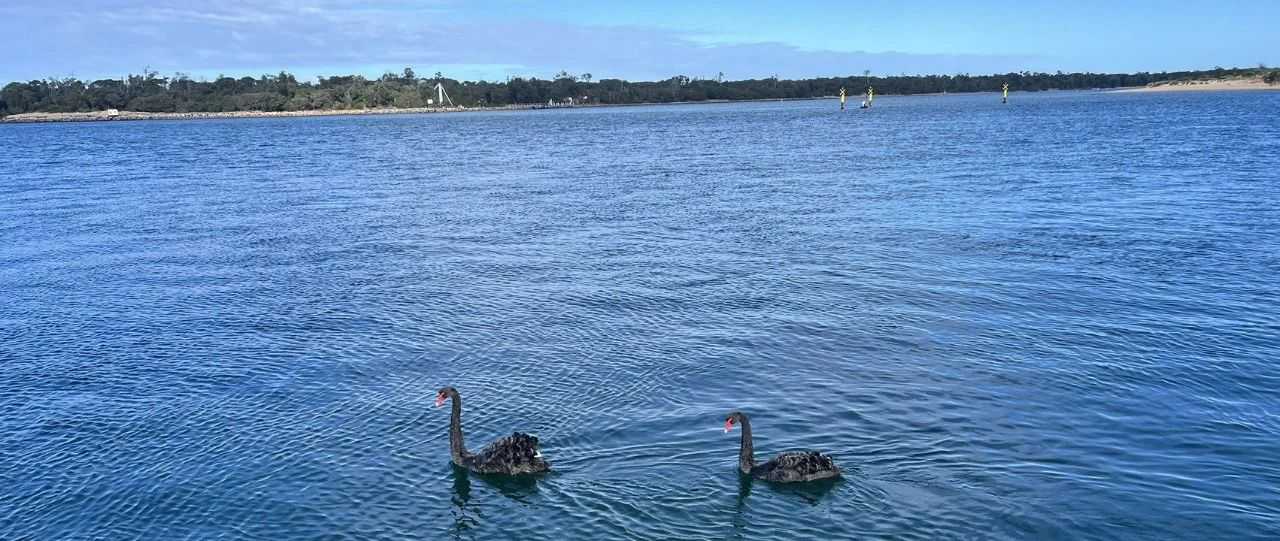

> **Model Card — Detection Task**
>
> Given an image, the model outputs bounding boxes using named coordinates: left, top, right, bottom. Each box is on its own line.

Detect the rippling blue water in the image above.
left=2, top=90, right=1279, bottom=540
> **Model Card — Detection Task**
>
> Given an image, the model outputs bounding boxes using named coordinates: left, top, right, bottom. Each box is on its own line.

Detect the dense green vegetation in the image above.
left=2, top=66, right=1276, bottom=117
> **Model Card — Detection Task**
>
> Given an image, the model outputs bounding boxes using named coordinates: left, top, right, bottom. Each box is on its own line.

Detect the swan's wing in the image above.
left=470, top=432, right=549, bottom=474
left=764, top=451, right=840, bottom=479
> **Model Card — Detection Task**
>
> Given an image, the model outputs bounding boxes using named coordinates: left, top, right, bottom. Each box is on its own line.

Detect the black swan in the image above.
left=435, top=386, right=550, bottom=475
left=724, top=411, right=841, bottom=483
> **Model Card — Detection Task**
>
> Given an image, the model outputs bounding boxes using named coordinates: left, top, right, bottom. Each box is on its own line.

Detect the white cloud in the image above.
left=1, top=1, right=1037, bottom=83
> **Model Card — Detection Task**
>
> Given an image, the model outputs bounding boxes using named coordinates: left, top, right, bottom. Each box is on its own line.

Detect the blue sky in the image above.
left=2, top=1, right=1277, bottom=83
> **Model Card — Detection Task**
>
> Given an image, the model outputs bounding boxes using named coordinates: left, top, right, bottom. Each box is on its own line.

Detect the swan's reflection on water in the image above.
left=728, top=473, right=841, bottom=538
left=736, top=471, right=840, bottom=505
left=449, top=467, right=478, bottom=540
left=728, top=474, right=753, bottom=539
left=736, top=473, right=753, bottom=505
left=767, top=476, right=840, bottom=505
left=449, top=465, right=544, bottom=539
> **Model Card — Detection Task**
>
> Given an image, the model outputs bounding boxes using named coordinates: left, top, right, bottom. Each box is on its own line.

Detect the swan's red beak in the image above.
left=724, top=419, right=735, bottom=433
left=434, top=395, right=445, bottom=408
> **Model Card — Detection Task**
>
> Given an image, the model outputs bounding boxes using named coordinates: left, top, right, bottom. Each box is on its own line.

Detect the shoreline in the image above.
left=7, top=81, right=1274, bottom=124
left=0, top=96, right=833, bottom=125
left=1112, top=77, right=1280, bottom=93
left=0, top=103, right=559, bottom=124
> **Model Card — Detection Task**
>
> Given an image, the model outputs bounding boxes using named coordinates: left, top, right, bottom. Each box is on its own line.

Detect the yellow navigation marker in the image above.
left=840, top=87, right=847, bottom=111
left=1002, top=82, right=1009, bottom=104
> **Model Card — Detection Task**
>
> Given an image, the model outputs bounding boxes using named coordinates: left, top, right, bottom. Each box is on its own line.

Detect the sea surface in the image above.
left=2, top=91, right=1279, bottom=540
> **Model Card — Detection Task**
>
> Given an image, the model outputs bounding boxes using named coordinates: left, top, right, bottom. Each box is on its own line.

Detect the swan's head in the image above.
left=435, top=386, right=457, bottom=408
left=724, top=411, right=744, bottom=433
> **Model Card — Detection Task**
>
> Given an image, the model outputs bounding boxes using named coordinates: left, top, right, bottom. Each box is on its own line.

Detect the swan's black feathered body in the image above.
left=725, top=411, right=841, bottom=483
left=464, top=432, right=548, bottom=475
left=749, top=450, right=840, bottom=483
left=437, top=387, right=550, bottom=475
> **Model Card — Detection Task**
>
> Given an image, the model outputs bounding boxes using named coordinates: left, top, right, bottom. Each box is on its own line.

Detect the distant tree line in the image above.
left=2, top=66, right=1277, bottom=117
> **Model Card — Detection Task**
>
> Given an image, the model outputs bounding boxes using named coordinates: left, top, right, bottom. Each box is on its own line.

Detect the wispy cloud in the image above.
left=0, top=1, right=1036, bottom=82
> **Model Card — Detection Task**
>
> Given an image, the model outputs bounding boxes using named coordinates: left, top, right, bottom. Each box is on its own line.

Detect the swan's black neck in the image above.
left=447, top=391, right=468, bottom=464
left=736, top=414, right=754, bottom=474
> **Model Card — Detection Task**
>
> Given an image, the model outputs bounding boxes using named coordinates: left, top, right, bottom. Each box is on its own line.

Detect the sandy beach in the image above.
left=1115, top=77, right=1280, bottom=93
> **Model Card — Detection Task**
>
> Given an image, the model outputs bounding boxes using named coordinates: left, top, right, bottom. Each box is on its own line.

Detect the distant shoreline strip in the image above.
left=0, top=97, right=829, bottom=124
left=4, top=82, right=1276, bottom=124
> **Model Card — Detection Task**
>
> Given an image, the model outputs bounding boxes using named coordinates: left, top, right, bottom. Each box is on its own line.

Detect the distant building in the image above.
left=106, top=109, right=119, bottom=118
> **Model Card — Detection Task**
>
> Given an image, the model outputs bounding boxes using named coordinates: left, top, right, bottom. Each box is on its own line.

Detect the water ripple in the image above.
left=2, top=91, right=1279, bottom=539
